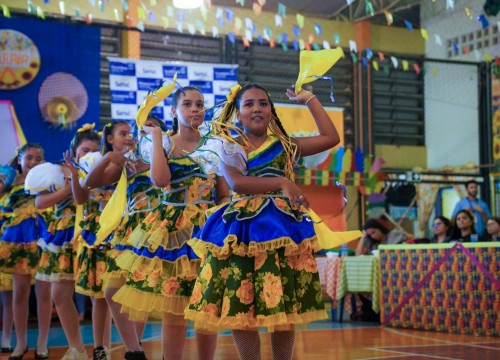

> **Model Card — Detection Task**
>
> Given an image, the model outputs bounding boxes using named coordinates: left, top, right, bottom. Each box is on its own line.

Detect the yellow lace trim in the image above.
left=112, top=285, right=190, bottom=323
left=184, top=308, right=328, bottom=332
left=115, top=250, right=200, bottom=280
left=126, top=204, right=205, bottom=252
left=188, top=234, right=319, bottom=258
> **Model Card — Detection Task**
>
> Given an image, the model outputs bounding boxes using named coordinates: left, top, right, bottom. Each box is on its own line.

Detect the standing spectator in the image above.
left=452, top=180, right=491, bottom=236
left=431, top=216, right=451, bottom=243
left=486, top=217, right=500, bottom=241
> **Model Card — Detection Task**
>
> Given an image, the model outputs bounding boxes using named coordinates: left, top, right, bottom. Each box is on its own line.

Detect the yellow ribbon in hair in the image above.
left=94, top=169, right=128, bottom=246
left=295, top=48, right=344, bottom=93
left=77, top=123, right=95, bottom=133
left=226, top=84, right=242, bottom=103
left=305, top=208, right=362, bottom=249
left=136, top=73, right=178, bottom=129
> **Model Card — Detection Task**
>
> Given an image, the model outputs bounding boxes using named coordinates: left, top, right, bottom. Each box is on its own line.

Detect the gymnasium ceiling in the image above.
left=211, top=0, right=422, bottom=27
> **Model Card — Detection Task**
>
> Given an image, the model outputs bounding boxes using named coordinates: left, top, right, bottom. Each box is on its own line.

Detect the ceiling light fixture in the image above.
left=173, top=0, right=203, bottom=9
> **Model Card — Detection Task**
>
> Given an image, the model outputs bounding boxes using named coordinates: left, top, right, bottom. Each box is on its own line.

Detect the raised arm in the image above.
left=63, top=151, right=89, bottom=205
left=85, top=152, right=125, bottom=188
left=143, top=125, right=171, bottom=188
left=286, top=88, right=340, bottom=157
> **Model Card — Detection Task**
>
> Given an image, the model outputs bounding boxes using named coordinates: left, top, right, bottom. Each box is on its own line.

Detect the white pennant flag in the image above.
left=245, top=29, right=253, bottom=42
left=212, top=26, right=219, bottom=38
left=275, top=14, right=283, bottom=27
left=349, top=40, right=357, bottom=53
left=245, top=17, right=253, bottom=30
left=188, top=23, right=195, bottom=35
left=322, top=40, right=331, bottom=49
left=446, top=0, right=454, bottom=10
left=434, top=34, right=442, bottom=46
left=391, top=56, right=398, bottom=68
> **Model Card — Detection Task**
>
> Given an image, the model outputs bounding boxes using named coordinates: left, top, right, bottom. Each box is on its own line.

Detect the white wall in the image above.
left=421, top=0, right=492, bottom=168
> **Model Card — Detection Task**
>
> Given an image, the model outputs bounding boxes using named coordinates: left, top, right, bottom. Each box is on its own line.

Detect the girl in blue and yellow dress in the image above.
left=185, top=84, right=360, bottom=360
left=71, top=120, right=134, bottom=360
left=0, top=143, right=45, bottom=360
left=113, top=87, right=229, bottom=360
left=26, top=125, right=100, bottom=360
left=0, top=165, right=16, bottom=354
left=88, top=116, right=166, bottom=360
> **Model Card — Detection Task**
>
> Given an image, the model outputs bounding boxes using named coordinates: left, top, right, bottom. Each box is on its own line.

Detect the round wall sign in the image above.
left=0, top=30, right=41, bottom=90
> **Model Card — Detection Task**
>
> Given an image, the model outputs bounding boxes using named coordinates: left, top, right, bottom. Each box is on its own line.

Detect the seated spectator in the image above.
left=486, top=217, right=500, bottom=241
left=449, top=209, right=483, bottom=242
left=355, top=218, right=407, bottom=255
left=431, top=216, right=451, bottom=243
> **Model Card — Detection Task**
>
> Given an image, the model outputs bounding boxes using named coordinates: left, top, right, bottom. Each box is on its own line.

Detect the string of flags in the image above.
left=0, top=0, right=498, bottom=75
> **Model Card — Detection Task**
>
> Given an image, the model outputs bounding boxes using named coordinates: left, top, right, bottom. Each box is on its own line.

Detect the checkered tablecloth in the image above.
left=316, top=256, right=342, bottom=307
left=337, top=256, right=380, bottom=313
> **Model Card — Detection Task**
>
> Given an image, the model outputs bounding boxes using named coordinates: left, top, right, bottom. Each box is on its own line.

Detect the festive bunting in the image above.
left=281, top=42, right=288, bottom=51
left=74, top=7, right=81, bottom=18
left=176, top=21, right=183, bottom=33
left=277, top=2, right=286, bottom=17
left=122, top=0, right=128, bottom=11
left=391, top=56, right=398, bottom=68
left=269, top=39, right=275, bottom=48
left=243, top=37, right=250, bottom=47
left=297, top=13, right=304, bottom=28
left=235, top=17, right=242, bottom=31
left=98, top=0, right=104, bottom=12
left=263, top=27, right=272, bottom=41
left=299, top=39, right=305, bottom=50
left=432, top=67, right=437, bottom=77
left=178, top=10, right=185, bottom=22
left=462, top=44, right=470, bottom=54
left=166, top=5, right=173, bottom=16
left=314, top=23, right=322, bottom=36
left=464, top=6, right=473, bottom=19
left=257, top=35, right=263, bottom=45
left=292, top=24, right=300, bottom=37
left=216, top=7, right=224, bottom=26
left=322, top=40, right=330, bottom=49
left=1, top=4, right=11, bottom=17
left=36, top=6, right=45, bottom=19
left=187, top=23, right=195, bottom=35
left=404, top=20, right=413, bottom=30
left=477, top=14, right=489, bottom=29
left=196, top=20, right=205, bottom=35
left=293, top=39, right=299, bottom=51
left=378, top=51, right=385, bottom=61
left=402, top=60, right=409, bottom=71
left=434, top=34, right=442, bottom=46
left=235, top=0, right=245, bottom=5
left=245, top=17, right=253, bottom=29
left=114, top=8, right=119, bottom=21
left=200, top=5, right=208, bottom=21
left=161, top=16, right=169, bottom=29
left=137, top=20, right=144, bottom=31
left=452, top=40, right=458, bottom=54
left=384, top=11, right=393, bottom=26
left=85, top=12, right=93, bottom=24
left=446, top=0, right=454, bottom=10
left=227, top=32, right=235, bottom=43
left=245, top=29, right=252, bottom=42
left=137, top=6, right=146, bottom=21
left=225, top=7, right=234, bottom=22
left=349, top=40, right=357, bottom=53
left=420, top=28, right=428, bottom=40
left=366, top=48, right=373, bottom=59
left=88, top=0, right=96, bottom=6
left=148, top=11, right=157, bottom=23
left=308, top=33, right=315, bottom=44
left=485, top=53, right=492, bottom=62
left=27, top=1, right=35, bottom=13
left=333, top=33, right=340, bottom=44
left=362, top=58, right=368, bottom=67
left=413, top=63, right=421, bottom=74
left=212, top=25, right=219, bottom=37
left=372, top=60, right=379, bottom=71
left=275, top=14, right=283, bottom=27
left=350, top=53, right=358, bottom=63
left=365, top=0, right=374, bottom=16
left=59, top=1, right=65, bottom=15
left=252, top=3, right=262, bottom=16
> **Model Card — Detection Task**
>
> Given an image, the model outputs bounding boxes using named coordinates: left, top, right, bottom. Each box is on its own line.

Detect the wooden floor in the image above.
left=1, top=325, right=500, bottom=359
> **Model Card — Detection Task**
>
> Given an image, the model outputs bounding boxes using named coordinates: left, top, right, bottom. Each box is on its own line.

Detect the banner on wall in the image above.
left=108, top=57, right=238, bottom=126
left=0, top=29, right=40, bottom=90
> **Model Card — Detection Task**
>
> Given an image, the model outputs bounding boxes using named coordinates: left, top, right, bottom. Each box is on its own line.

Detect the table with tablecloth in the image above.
left=337, top=255, right=380, bottom=314
left=379, top=242, right=500, bottom=336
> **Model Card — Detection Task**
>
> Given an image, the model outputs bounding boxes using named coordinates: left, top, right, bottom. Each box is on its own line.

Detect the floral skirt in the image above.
left=113, top=244, right=200, bottom=323
left=184, top=246, right=328, bottom=332
left=75, top=246, right=108, bottom=299
left=0, top=272, right=13, bottom=291
left=36, top=248, right=76, bottom=282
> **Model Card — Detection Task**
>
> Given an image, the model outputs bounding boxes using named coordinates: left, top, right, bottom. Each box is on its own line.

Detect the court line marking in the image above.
left=362, top=347, right=461, bottom=360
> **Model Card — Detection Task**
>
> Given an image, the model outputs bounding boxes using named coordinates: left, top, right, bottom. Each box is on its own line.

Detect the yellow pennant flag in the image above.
left=1, top=4, right=11, bottom=17
left=420, top=28, right=429, bottom=41
left=95, top=169, right=128, bottom=246
left=296, top=13, right=304, bottom=28
left=402, top=60, right=409, bottom=71
left=136, top=73, right=177, bottom=129
left=372, top=60, right=379, bottom=71
left=295, top=48, right=344, bottom=92
left=137, top=6, right=146, bottom=21
left=305, top=208, right=362, bottom=250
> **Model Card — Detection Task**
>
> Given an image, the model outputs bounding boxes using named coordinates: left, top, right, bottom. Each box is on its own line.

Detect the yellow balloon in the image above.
left=136, top=73, right=178, bottom=129
left=295, top=48, right=344, bottom=93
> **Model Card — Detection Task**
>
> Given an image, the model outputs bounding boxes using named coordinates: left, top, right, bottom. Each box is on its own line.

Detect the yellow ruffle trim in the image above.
left=112, top=285, right=190, bottom=323
left=188, top=234, right=319, bottom=258
left=115, top=250, right=200, bottom=280
left=75, top=285, right=104, bottom=299
left=184, top=308, right=328, bottom=332
left=126, top=204, right=205, bottom=252
left=101, top=270, right=127, bottom=291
